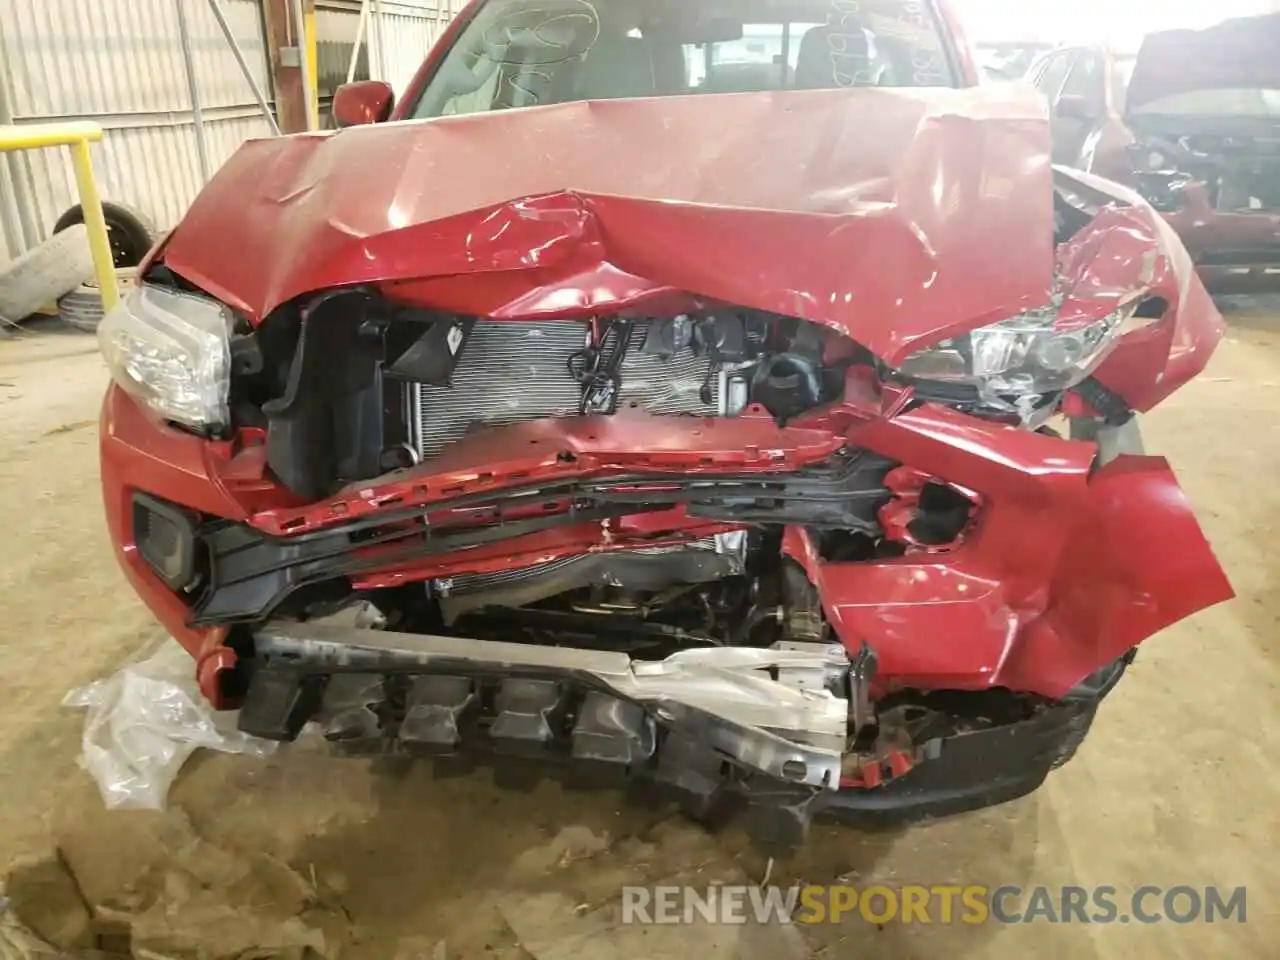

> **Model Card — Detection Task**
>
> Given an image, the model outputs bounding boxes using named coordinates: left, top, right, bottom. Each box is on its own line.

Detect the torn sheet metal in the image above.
left=782, top=403, right=1235, bottom=699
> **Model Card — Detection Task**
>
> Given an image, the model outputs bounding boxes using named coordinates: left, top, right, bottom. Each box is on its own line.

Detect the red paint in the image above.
left=196, top=642, right=239, bottom=710
left=352, top=518, right=745, bottom=590
left=102, top=383, right=1233, bottom=702
left=99, top=385, right=297, bottom=663
left=1161, top=198, right=1280, bottom=295
left=99, top=385, right=242, bottom=669
left=782, top=404, right=1233, bottom=698
left=1048, top=170, right=1227, bottom=412
left=161, top=84, right=1057, bottom=366
left=100, top=4, right=1233, bottom=708
left=930, top=0, right=982, bottom=87
left=841, top=748, right=918, bottom=789
left=332, top=80, right=394, bottom=127
left=254, top=414, right=842, bottom=538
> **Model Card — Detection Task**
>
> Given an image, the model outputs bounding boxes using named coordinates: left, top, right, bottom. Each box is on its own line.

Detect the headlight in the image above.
left=897, top=298, right=1138, bottom=419
left=98, top=284, right=233, bottom=429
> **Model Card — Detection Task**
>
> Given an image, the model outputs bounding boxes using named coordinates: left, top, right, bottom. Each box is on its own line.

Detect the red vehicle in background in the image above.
left=97, top=0, right=1231, bottom=852
left=1028, top=13, right=1280, bottom=292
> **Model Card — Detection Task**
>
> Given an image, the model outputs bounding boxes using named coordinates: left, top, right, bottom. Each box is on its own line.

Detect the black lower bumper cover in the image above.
left=236, top=655, right=1123, bottom=855
left=820, top=702, right=1096, bottom=828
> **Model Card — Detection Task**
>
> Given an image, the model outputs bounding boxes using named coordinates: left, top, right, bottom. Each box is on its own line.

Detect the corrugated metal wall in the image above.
left=0, top=0, right=274, bottom=258
left=0, top=0, right=467, bottom=260
left=376, top=0, right=465, bottom=95
left=316, top=0, right=370, bottom=117
left=316, top=0, right=465, bottom=102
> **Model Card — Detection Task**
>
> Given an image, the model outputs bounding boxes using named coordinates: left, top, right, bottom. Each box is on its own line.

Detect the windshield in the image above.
left=976, top=44, right=1051, bottom=81
left=410, top=0, right=957, bottom=119
left=1131, top=88, right=1280, bottom=118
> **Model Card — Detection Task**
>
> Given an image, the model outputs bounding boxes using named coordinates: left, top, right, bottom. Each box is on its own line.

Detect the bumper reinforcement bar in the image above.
left=248, top=621, right=851, bottom=791
left=237, top=620, right=1115, bottom=853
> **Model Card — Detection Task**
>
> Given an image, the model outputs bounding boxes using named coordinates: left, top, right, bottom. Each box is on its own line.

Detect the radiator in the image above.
left=408, top=320, right=723, bottom=462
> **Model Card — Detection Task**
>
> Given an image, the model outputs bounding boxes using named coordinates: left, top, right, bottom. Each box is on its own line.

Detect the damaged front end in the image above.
left=99, top=87, right=1232, bottom=852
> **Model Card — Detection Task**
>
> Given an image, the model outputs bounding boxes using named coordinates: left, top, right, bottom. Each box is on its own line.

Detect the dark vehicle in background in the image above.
left=975, top=41, right=1055, bottom=81
left=97, top=0, right=1231, bottom=853
left=1028, top=14, right=1280, bottom=291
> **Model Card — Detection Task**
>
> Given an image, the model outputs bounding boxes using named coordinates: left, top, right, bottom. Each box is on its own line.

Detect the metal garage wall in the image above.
left=376, top=0, right=465, bottom=95
left=316, top=0, right=370, bottom=119
left=316, top=0, right=465, bottom=104
left=0, top=0, right=274, bottom=257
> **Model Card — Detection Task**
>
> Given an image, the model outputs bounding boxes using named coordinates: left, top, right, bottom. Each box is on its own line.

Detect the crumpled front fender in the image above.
left=787, top=403, right=1232, bottom=698
left=1052, top=167, right=1226, bottom=413
left=1000, top=454, right=1232, bottom=696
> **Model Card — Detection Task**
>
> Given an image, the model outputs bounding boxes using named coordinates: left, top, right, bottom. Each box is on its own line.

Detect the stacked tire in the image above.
left=52, top=201, right=154, bottom=333
left=58, top=268, right=138, bottom=332
left=0, top=224, right=94, bottom=327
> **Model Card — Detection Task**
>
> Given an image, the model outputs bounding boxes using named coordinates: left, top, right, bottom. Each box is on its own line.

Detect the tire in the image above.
left=0, top=224, right=95, bottom=324
left=58, top=268, right=138, bottom=333
left=53, top=201, right=156, bottom=269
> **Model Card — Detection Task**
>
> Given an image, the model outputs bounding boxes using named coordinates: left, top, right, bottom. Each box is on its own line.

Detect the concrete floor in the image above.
left=0, top=309, right=1278, bottom=959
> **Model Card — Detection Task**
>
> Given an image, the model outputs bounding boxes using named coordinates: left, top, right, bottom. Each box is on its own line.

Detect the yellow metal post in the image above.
left=0, top=120, right=101, bottom=151
left=69, top=140, right=120, bottom=310
left=305, top=3, right=320, bottom=130
left=0, top=121, right=120, bottom=313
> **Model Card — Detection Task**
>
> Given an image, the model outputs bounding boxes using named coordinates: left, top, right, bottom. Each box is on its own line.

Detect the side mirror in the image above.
left=1055, top=93, right=1097, bottom=122
left=333, top=81, right=395, bottom=127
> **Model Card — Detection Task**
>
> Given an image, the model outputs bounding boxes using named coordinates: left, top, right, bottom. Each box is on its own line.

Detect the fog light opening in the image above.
left=131, top=493, right=200, bottom=592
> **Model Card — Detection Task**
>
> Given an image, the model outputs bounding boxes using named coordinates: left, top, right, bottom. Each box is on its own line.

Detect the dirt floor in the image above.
left=1, top=309, right=1278, bottom=959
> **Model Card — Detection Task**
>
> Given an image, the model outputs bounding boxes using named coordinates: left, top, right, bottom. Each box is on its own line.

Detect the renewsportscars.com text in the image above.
left=621, top=884, right=1247, bottom=926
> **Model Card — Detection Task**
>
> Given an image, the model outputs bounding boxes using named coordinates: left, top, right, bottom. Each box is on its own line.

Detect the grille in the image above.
left=410, top=320, right=721, bottom=462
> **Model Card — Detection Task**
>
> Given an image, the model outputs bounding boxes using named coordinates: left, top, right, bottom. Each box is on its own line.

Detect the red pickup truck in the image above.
left=96, top=0, right=1230, bottom=852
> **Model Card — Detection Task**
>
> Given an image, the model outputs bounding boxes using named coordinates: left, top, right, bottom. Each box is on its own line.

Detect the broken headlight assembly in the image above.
left=98, top=284, right=233, bottom=429
left=896, top=298, right=1140, bottom=420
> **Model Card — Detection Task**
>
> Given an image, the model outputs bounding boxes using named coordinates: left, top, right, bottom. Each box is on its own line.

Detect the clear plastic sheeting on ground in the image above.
left=63, top=640, right=275, bottom=810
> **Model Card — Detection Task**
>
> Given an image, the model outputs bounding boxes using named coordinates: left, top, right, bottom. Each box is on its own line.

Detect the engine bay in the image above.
left=380, top=529, right=923, bottom=657
left=196, top=295, right=991, bottom=657
left=1131, top=131, right=1280, bottom=212
left=226, top=292, right=861, bottom=501
left=410, top=317, right=747, bottom=461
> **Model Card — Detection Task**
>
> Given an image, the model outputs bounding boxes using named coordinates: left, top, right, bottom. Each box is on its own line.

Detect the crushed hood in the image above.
left=162, top=85, right=1056, bottom=364
left=1127, top=13, right=1280, bottom=113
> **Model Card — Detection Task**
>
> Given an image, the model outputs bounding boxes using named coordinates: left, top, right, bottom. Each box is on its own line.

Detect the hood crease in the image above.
left=162, top=86, right=1057, bottom=364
